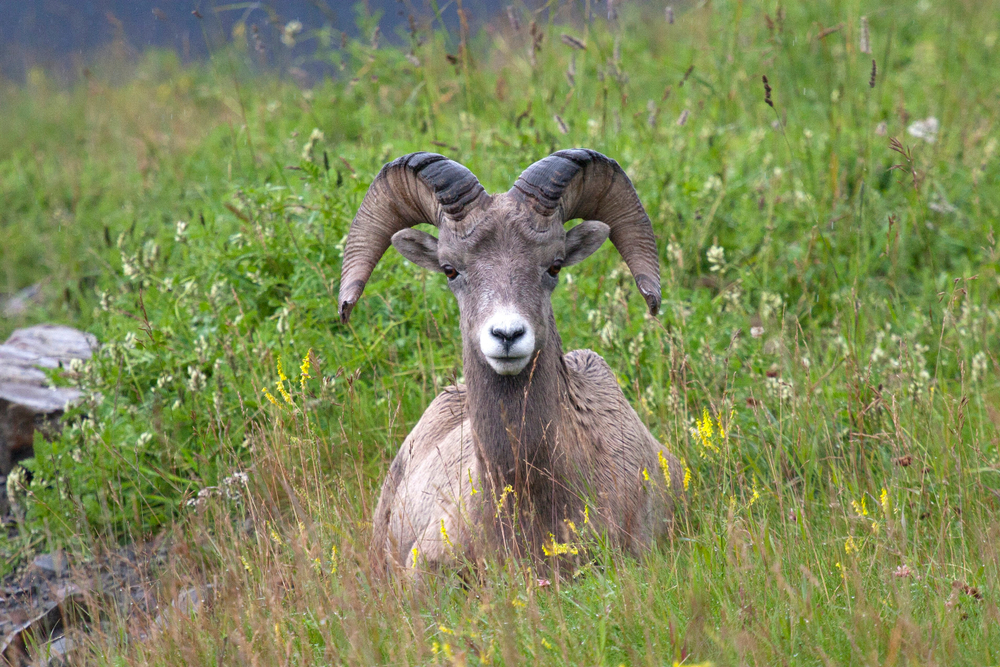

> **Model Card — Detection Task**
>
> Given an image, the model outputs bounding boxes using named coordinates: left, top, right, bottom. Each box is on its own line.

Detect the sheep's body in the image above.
left=371, top=349, right=682, bottom=574
left=339, top=149, right=682, bottom=577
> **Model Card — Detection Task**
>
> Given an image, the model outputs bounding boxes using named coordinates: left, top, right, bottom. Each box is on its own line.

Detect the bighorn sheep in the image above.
left=339, top=149, right=683, bottom=575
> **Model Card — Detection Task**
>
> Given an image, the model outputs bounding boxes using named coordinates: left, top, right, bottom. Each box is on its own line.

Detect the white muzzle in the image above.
left=479, top=309, right=535, bottom=376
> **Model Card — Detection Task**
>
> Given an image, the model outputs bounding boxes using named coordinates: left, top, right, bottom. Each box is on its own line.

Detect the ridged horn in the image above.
left=338, top=152, right=489, bottom=323
left=510, top=148, right=661, bottom=315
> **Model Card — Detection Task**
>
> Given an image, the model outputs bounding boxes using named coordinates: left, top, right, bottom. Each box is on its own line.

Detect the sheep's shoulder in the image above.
left=372, top=385, right=472, bottom=571
left=563, top=348, right=624, bottom=398
left=402, top=385, right=467, bottom=456
left=383, top=384, right=468, bottom=485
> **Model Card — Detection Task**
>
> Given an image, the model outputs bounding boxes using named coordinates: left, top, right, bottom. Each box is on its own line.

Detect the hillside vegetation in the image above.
left=1, top=0, right=998, bottom=663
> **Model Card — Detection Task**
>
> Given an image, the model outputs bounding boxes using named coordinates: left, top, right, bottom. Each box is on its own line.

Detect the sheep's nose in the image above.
left=491, top=324, right=525, bottom=347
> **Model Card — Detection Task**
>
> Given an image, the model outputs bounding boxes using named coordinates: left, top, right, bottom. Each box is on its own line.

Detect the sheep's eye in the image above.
left=442, top=265, right=459, bottom=280
left=547, top=261, right=563, bottom=277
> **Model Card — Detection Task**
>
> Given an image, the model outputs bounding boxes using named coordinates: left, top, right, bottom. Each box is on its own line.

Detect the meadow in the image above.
left=1, top=0, right=998, bottom=664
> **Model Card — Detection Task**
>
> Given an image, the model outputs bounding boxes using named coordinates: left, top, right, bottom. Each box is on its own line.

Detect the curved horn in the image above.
left=338, top=152, right=488, bottom=323
left=511, top=148, right=661, bottom=315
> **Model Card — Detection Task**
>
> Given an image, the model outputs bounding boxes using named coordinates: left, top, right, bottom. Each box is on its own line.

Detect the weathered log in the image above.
left=0, top=325, right=96, bottom=477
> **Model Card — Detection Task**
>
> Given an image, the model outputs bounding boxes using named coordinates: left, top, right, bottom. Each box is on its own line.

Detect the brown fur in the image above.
left=369, top=203, right=683, bottom=575
left=344, top=151, right=682, bottom=577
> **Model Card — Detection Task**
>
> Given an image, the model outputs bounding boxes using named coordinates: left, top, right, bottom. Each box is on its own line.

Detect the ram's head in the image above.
left=339, top=149, right=660, bottom=376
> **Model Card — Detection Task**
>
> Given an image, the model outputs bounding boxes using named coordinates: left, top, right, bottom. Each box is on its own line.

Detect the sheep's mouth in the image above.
left=484, top=353, right=531, bottom=376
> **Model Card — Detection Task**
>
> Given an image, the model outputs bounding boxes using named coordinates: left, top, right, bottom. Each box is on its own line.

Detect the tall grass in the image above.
left=1, top=0, right=998, bottom=663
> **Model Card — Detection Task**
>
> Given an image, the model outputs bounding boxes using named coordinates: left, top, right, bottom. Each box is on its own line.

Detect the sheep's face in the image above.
left=392, top=208, right=610, bottom=376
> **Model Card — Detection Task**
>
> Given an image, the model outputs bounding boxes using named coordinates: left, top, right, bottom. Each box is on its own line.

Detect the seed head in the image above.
left=869, top=59, right=877, bottom=88
left=762, top=75, right=774, bottom=108
left=860, top=16, right=871, bottom=54
left=560, top=34, right=586, bottom=50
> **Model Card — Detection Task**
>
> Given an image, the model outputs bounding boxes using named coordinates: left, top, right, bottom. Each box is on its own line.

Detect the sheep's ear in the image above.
left=391, top=228, right=443, bottom=272
left=563, top=220, right=610, bottom=266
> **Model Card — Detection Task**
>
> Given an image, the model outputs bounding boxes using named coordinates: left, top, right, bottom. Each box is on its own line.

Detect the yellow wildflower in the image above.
left=851, top=497, right=868, bottom=517
left=276, top=356, right=288, bottom=382
left=439, top=519, right=454, bottom=551
left=468, top=468, right=479, bottom=494
left=683, top=463, right=692, bottom=491
left=583, top=505, right=590, bottom=524
left=642, top=467, right=650, bottom=482
left=275, top=379, right=294, bottom=405
left=411, top=547, right=419, bottom=566
left=495, top=484, right=514, bottom=517
left=658, top=450, right=671, bottom=488
left=299, top=348, right=312, bottom=392
left=845, top=536, right=857, bottom=554
left=542, top=533, right=579, bottom=557
left=330, top=544, right=338, bottom=574
left=880, top=488, right=889, bottom=517
left=696, top=408, right=720, bottom=456
left=261, top=387, right=278, bottom=405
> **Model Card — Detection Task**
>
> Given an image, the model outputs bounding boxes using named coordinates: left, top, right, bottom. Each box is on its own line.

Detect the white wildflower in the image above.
left=707, top=245, right=726, bottom=273
left=723, top=283, right=743, bottom=309
left=281, top=20, right=303, bottom=47
left=971, top=351, right=988, bottom=383
left=187, top=366, right=207, bottom=392
left=141, top=239, right=160, bottom=269
left=759, top=291, right=783, bottom=320
left=907, top=117, right=939, bottom=143
left=703, top=174, right=723, bottom=194
left=301, top=128, right=325, bottom=161
left=121, top=255, right=139, bottom=279
left=599, top=320, right=619, bottom=347
left=628, top=331, right=645, bottom=358
left=766, top=375, right=793, bottom=401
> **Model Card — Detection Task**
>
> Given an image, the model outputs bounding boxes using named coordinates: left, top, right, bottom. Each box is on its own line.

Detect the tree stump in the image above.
left=0, top=325, right=97, bottom=478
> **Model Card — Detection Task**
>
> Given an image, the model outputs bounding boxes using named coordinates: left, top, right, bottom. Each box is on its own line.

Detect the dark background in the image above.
left=0, top=0, right=520, bottom=82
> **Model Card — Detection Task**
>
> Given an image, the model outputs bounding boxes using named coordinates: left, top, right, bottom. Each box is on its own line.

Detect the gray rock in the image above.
left=31, top=551, right=68, bottom=576
left=0, top=325, right=97, bottom=476
left=1, top=325, right=97, bottom=368
left=153, top=584, right=216, bottom=628
left=0, top=385, right=81, bottom=415
left=37, top=634, right=76, bottom=666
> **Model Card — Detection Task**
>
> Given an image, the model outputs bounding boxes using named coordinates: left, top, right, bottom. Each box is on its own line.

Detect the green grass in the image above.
left=1, top=0, right=999, bottom=663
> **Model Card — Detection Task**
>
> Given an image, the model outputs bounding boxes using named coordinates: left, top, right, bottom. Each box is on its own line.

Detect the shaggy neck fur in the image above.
left=463, top=311, right=580, bottom=549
